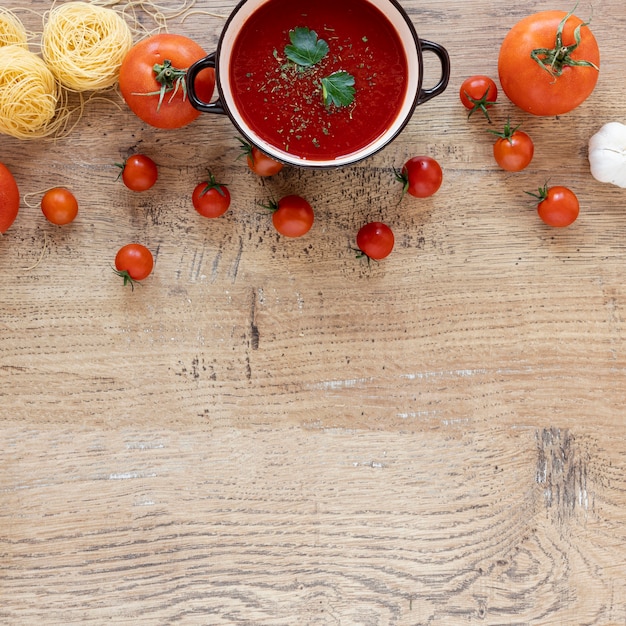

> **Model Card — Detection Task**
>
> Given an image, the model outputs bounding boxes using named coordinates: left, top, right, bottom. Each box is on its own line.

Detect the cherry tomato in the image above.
left=238, top=138, right=284, bottom=177
left=491, top=119, right=534, bottom=172
left=356, top=222, right=395, bottom=261
left=114, top=243, right=154, bottom=289
left=119, top=34, right=215, bottom=129
left=118, top=154, right=158, bottom=192
left=263, top=195, right=314, bottom=237
left=527, top=183, right=579, bottom=227
left=0, top=162, right=20, bottom=233
left=459, top=75, right=498, bottom=122
left=41, top=187, right=78, bottom=225
left=498, top=9, right=600, bottom=116
left=396, top=156, right=443, bottom=198
left=192, top=172, right=230, bottom=218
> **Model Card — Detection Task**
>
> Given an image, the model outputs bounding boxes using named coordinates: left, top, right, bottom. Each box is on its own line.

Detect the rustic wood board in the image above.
left=1, top=0, right=625, bottom=623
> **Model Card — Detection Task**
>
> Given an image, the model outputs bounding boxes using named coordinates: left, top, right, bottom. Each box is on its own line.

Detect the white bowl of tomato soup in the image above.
left=187, top=0, right=449, bottom=168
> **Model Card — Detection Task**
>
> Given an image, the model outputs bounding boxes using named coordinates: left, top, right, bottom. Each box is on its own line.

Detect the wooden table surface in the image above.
left=2, top=0, right=625, bottom=623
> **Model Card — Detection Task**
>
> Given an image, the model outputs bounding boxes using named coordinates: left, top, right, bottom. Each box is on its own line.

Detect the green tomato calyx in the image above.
left=236, top=137, right=255, bottom=164
left=530, top=6, right=599, bottom=79
left=393, top=167, right=411, bottom=199
left=463, top=86, right=497, bottom=123
left=199, top=171, right=228, bottom=197
left=258, top=198, right=279, bottom=213
left=489, top=118, right=522, bottom=144
left=113, top=268, right=142, bottom=291
left=525, top=181, right=551, bottom=202
left=131, top=60, right=189, bottom=111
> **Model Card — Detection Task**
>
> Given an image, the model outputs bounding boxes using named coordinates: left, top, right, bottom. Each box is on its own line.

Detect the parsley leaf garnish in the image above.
left=321, top=71, right=356, bottom=108
left=285, top=27, right=329, bottom=67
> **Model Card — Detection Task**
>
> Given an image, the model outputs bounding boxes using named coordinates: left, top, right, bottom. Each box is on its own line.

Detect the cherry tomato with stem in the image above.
left=114, top=243, right=154, bottom=289
left=395, top=156, right=443, bottom=199
left=117, top=154, right=158, bottom=192
left=459, top=75, right=498, bottom=122
left=356, top=222, right=395, bottom=261
left=238, top=138, right=284, bottom=177
left=192, top=172, right=230, bottom=218
left=0, top=162, right=20, bottom=234
left=490, top=119, right=534, bottom=172
left=41, top=187, right=78, bottom=225
left=526, top=183, right=579, bottom=227
left=261, top=194, right=314, bottom=237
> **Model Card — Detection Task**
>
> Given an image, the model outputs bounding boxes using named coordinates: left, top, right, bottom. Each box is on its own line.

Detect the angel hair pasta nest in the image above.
left=42, top=1, right=133, bottom=92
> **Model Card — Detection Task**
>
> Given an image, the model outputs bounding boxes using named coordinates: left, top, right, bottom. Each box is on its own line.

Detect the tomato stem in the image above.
left=393, top=167, right=410, bottom=199
left=199, top=171, right=228, bottom=197
left=113, top=158, right=133, bottom=182
left=353, top=247, right=375, bottom=264
left=236, top=137, right=255, bottom=164
left=525, top=181, right=550, bottom=202
left=257, top=198, right=279, bottom=213
left=530, top=6, right=599, bottom=79
left=131, top=60, right=189, bottom=110
left=488, top=117, right=521, bottom=144
left=463, top=86, right=496, bottom=123
left=113, top=268, right=142, bottom=291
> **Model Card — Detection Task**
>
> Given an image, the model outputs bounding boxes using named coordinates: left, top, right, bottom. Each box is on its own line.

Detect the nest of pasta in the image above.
left=0, top=2, right=132, bottom=139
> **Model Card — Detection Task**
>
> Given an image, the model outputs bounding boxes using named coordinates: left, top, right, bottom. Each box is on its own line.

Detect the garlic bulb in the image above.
left=588, top=122, right=626, bottom=188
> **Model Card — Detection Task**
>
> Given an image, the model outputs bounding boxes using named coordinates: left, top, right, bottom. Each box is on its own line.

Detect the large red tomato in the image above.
left=119, top=34, right=215, bottom=129
left=0, top=163, right=20, bottom=234
left=498, top=10, right=600, bottom=116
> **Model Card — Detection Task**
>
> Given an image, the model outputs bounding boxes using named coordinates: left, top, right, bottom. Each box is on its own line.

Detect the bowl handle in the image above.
left=417, top=40, right=450, bottom=105
left=187, top=53, right=225, bottom=115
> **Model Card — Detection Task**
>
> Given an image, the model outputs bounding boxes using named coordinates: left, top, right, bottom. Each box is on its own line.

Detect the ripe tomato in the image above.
left=192, top=172, right=230, bottom=218
left=264, top=195, right=314, bottom=237
left=498, top=9, right=600, bottom=116
left=0, top=162, right=20, bottom=234
left=118, top=154, right=158, bottom=192
left=41, top=187, right=78, bottom=225
left=114, top=243, right=154, bottom=289
left=119, top=34, right=215, bottom=129
left=356, top=222, right=395, bottom=261
left=491, top=119, right=534, bottom=172
left=238, top=138, right=284, bottom=177
left=459, top=75, right=498, bottom=122
left=527, top=184, right=579, bottom=227
left=396, top=156, right=443, bottom=198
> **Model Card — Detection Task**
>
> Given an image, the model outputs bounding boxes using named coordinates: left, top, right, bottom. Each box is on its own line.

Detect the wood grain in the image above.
left=2, top=0, right=626, bottom=624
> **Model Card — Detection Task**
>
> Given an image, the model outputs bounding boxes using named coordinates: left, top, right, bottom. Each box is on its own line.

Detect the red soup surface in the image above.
left=229, top=0, right=408, bottom=161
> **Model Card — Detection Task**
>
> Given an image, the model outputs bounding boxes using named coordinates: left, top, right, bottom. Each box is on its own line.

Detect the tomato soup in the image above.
left=229, top=0, right=408, bottom=161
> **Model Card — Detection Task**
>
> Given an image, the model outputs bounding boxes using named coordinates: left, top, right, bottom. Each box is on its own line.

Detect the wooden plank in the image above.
left=1, top=0, right=625, bottom=623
